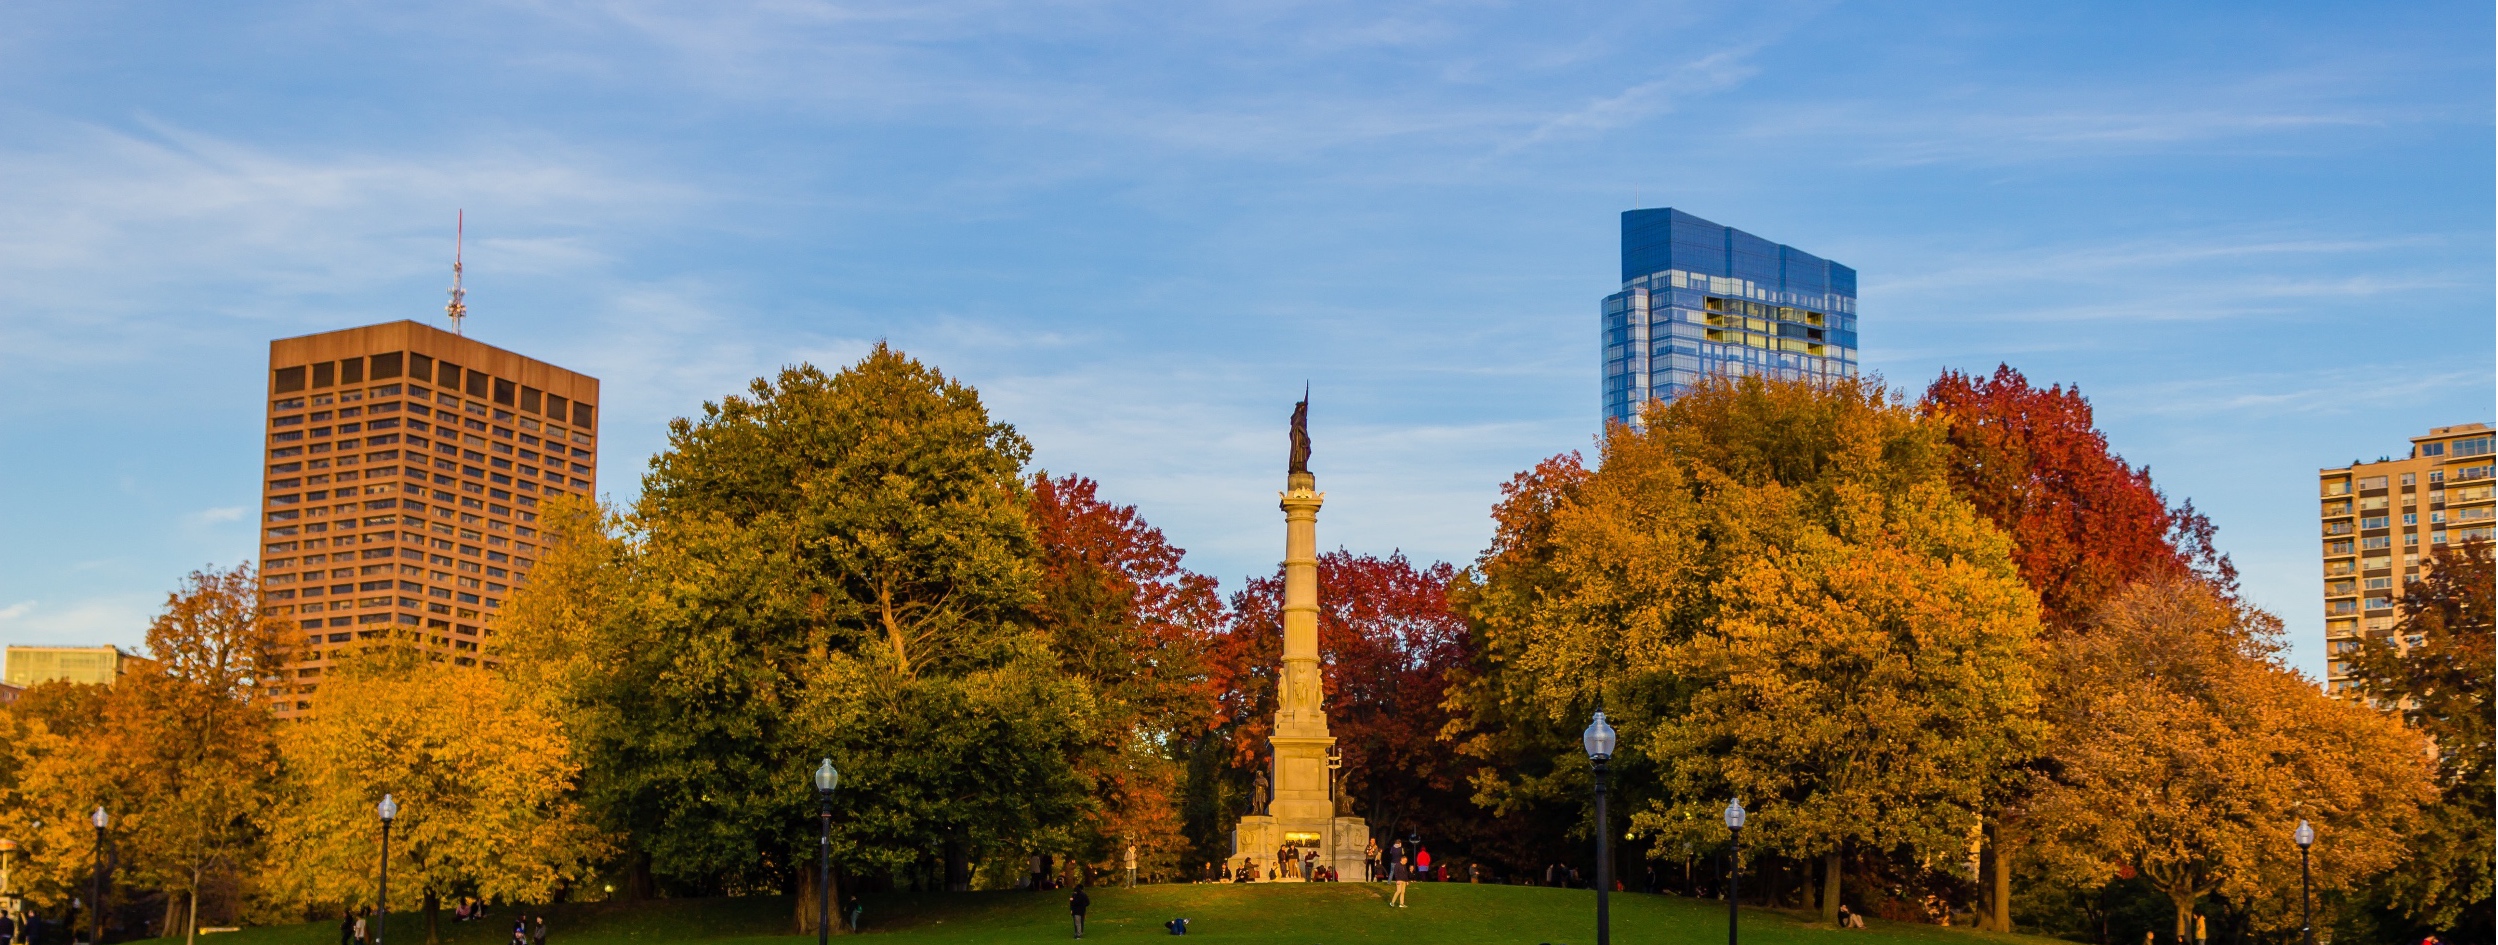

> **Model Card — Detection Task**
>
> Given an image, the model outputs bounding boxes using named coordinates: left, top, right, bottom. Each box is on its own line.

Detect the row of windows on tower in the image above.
left=274, top=350, right=594, bottom=430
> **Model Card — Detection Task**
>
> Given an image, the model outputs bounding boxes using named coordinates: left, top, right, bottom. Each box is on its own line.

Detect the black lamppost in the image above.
left=2294, top=819, right=2315, bottom=945
left=1583, top=711, right=1617, bottom=945
left=1723, top=800, right=1745, bottom=945
left=815, top=759, right=840, bottom=944
left=375, top=795, right=397, bottom=945
left=88, top=807, right=108, bottom=945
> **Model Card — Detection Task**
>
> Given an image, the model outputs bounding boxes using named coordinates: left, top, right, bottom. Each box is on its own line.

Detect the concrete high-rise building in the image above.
left=3, top=645, right=154, bottom=687
left=1602, top=208, right=1858, bottom=427
left=2318, top=422, right=2495, bottom=694
left=257, top=320, right=599, bottom=715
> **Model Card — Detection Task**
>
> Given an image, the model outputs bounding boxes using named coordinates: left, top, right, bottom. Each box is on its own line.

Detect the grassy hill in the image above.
left=150, top=883, right=2061, bottom=945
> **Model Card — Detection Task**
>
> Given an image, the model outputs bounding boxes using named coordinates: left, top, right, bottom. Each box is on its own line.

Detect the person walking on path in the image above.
left=353, top=912, right=369, bottom=945
left=338, top=914, right=355, bottom=945
left=1388, top=855, right=1411, bottom=908
left=1069, top=885, right=1090, bottom=939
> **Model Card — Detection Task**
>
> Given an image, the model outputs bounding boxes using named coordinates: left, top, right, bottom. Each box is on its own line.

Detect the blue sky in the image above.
left=0, top=1, right=2488, bottom=680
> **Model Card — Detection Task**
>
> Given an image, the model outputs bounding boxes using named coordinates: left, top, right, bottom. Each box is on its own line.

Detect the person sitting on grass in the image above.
left=1164, top=917, right=1189, bottom=935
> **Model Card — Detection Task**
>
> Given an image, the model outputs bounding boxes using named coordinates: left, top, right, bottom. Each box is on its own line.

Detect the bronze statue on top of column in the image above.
left=1288, top=389, right=1311, bottom=474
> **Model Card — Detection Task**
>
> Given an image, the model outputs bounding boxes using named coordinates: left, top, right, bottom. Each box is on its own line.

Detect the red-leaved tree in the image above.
left=1028, top=474, right=1225, bottom=881
left=1921, top=364, right=2235, bottom=635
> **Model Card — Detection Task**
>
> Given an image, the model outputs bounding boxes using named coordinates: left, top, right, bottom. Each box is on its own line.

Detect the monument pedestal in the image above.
left=1227, top=814, right=1370, bottom=883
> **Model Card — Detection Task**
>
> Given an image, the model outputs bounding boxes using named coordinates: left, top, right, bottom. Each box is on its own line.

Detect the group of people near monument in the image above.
left=338, top=904, right=546, bottom=945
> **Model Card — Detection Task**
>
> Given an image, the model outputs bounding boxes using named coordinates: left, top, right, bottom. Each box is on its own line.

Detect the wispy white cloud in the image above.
left=188, top=506, right=245, bottom=524
left=0, top=116, right=699, bottom=387
left=0, top=595, right=152, bottom=649
left=2099, top=368, right=2490, bottom=420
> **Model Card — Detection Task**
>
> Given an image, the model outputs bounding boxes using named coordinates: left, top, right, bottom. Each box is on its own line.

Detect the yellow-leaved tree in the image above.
left=265, top=648, right=609, bottom=944
left=1461, top=376, right=2044, bottom=925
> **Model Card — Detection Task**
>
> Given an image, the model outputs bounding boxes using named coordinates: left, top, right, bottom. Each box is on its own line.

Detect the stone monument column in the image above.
left=1227, top=396, right=1367, bottom=882
left=1267, top=471, right=1332, bottom=820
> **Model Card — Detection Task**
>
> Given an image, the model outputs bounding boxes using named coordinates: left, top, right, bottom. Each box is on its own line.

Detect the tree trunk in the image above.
left=423, top=891, right=440, bottom=945
left=626, top=849, right=656, bottom=901
left=184, top=880, right=200, bottom=945
left=2169, top=891, right=2196, bottom=945
left=1985, top=830, right=2013, bottom=933
left=796, top=859, right=819, bottom=935
left=945, top=838, right=970, bottom=892
left=796, top=859, right=848, bottom=935
left=1821, top=851, right=1842, bottom=925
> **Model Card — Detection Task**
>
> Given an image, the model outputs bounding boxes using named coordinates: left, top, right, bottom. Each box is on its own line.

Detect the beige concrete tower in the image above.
left=1227, top=398, right=1368, bottom=881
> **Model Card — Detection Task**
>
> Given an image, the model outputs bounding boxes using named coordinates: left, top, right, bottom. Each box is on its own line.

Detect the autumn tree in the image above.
left=1921, top=365, right=2233, bottom=633
left=265, top=647, right=607, bottom=944
left=0, top=565, right=283, bottom=941
left=118, top=564, right=285, bottom=942
left=1921, top=365, right=2239, bottom=931
left=2342, top=539, right=2494, bottom=939
left=2028, top=578, right=2430, bottom=943
left=0, top=682, right=114, bottom=924
left=1027, top=474, right=1223, bottom=881
left=1464, top=376, right=2045, bottom=924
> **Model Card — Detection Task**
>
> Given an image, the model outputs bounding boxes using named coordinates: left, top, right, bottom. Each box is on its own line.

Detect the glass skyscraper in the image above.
left=1601, top=208, right=1858, bottom=427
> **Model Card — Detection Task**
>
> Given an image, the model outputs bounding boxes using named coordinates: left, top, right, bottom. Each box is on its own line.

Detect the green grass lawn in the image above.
left=152, top=883, right=2061, bottom=945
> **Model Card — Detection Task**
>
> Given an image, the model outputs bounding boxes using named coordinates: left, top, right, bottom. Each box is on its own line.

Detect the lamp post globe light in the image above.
left=1582, top=711, right=1617, bottom=945
left=89, top=807, right=108, bottom=945
left=815, top=759, right=839, bottom=945
left=375, top=795, right=398, bottom=945
left=2294, top=819, right=2315, bottom=945
left=1723, top=800, right=1745, bottom=945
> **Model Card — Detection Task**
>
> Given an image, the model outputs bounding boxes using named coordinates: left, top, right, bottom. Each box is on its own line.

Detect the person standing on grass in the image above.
left=1388, top=854, right=1411, bottom=908
left=1069, top=884, right=1090, bottom=939
left=532, top=915, right=547, bottom=945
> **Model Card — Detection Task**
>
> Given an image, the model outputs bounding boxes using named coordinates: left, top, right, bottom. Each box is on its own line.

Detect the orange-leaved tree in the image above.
left=3, top=564, right=282, bottom=941
left=2029, top=578, right=2429, bottom=942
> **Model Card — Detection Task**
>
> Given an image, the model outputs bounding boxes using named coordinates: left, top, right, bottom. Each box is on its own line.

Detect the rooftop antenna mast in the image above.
left=445, top=210, right=468, bottom=336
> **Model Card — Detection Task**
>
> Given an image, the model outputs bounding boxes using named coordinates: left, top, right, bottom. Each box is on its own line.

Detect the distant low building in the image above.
left=0, top=683, right=23, bottom=704
left=3, top=645, right=155, bottom=688
left=2318, top=422, right=2495, bottom=694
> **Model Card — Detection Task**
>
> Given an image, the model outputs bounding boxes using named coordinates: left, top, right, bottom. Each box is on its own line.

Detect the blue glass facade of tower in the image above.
left=1602, top=208, right=1858, bottom=426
